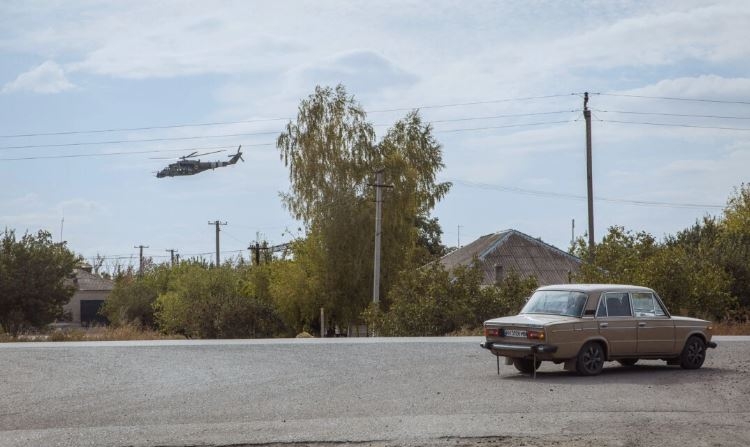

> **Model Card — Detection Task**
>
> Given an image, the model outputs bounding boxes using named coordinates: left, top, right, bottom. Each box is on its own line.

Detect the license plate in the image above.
left=503, top=329, right=527, bottom=338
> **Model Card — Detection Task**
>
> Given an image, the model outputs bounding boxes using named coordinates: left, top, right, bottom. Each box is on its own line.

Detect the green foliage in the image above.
left=472, top=272, right=539, bottom=324
left=572, top=225, right=735, bottom=319
left=0, top=229, right=79, bottom=335
left=153, top=263, right=285, bottom=338
left=100, top=263, right=173, bottom=328
left=276, top=84, right=450, bottom=326
left=366, top=261, right=537, bottom=336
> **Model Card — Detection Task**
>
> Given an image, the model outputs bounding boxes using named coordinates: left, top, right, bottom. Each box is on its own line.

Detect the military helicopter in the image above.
left=156, top=145, right=243, bottom=178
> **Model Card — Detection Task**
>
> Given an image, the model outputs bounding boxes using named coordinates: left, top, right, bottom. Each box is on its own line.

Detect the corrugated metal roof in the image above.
left=438, top=229, right=582, bottom=286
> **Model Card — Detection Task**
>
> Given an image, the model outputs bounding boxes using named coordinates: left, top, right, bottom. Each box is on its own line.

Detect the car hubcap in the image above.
left=584, top=346, right=602, bottom=372
left=687, top=341, right=705, bottom=366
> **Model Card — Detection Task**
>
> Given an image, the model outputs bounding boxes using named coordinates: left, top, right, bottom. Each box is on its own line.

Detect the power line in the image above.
left=593, top=109, right=750, bottom=120
left=0, top=93, right=578, bottom=139
left=428, top=110, right=577, bottom=124
left=452, top=180, right=724, bottom=209
left=597, top=92, right=750, bottom=106
left=368, top=93, right=576, bottom=113
left=436, top=120, right=573, bottom=133
left=0, top=116, right=293, bottom=139
left=0, top=117, right=579, bottom=154
left=597, top=119, right=750, bottom=132
left=0, top=145, right=241, bottom=161
left=0, top=132, right=279, bottom=151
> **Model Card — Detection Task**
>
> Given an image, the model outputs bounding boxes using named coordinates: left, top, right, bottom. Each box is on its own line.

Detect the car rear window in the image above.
left=521, top=290, right=588, bottom=317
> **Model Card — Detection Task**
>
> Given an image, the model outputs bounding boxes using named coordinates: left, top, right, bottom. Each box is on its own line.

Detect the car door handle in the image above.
left=638, top=322, right=647, bottom=327
left=599, top=323, right=608, bottom=328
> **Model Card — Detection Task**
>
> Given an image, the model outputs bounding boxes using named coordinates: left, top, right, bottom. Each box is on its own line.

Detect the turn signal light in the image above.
left=527, top=330, right=545, bottom=340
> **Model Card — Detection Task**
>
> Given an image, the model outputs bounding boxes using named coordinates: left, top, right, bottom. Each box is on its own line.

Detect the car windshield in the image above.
left=521, top=290, right=588, bottom=316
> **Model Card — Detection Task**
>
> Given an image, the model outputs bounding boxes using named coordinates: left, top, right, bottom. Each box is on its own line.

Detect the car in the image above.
left=480, top=284, right=717, bottom=376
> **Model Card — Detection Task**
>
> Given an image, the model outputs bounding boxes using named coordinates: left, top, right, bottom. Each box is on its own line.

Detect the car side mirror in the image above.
left=584, top=309, right=596, bottom=316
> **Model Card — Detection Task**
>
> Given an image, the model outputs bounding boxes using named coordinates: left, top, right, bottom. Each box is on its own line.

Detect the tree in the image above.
left=573, top=225, right=735, bottom=318
left=153, top=263, right=285, bottom=338
left=276, top=84, right=450, bottom=325
left=0, top=229, right=79, bottom=335
left=100, top=263, right=173, bottom=328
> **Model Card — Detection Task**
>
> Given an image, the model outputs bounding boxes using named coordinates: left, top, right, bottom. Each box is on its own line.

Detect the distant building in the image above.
left=62, top=265, right=115, bottom=326
left=438, top=229, right=582, bottom=286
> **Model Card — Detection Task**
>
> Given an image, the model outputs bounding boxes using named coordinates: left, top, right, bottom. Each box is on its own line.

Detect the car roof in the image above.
left=536, top=284, right=655, bottom=293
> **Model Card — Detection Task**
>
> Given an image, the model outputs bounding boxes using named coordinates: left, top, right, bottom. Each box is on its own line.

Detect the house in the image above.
left=438, top=229, right=582, bottom=286
left=62, top=265, right=115, bottom=326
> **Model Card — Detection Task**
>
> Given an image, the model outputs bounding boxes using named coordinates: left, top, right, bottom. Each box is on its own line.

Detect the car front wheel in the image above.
left=513, top=358, right=541, bottom=374
left=576, top=341, right=605, bottom=376
left=680, top=336, right=706, bottom=370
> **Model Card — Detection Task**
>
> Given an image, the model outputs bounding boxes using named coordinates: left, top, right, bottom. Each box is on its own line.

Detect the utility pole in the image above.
left=134, top=245, right=149, bottom=275
left=583, top=92, right=595, bottom=261
left=370, top=169, right=393, bottom=306
left=571, top=219, right=575, bottom=247
left=457, top=225, right=463, bottom=248
left=208, top=220, right=227, bottom=267
left=166, top=249, right=178, bottom=266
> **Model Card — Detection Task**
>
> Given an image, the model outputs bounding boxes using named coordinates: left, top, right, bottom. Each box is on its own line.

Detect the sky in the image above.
left=1, top=0, right=749, bottom=272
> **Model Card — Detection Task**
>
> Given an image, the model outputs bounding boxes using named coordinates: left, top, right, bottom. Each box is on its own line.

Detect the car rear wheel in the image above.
left=576, top=341, right=605, bottom=376
left=617, top=358, right=638, bottom=367
left=680, top=336, right=706, bottom=370
left=513, top=358, right=541, bottom=374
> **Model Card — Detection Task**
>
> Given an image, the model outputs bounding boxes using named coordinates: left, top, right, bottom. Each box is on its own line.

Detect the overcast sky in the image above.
left=1, top=0, right=749, bottom=270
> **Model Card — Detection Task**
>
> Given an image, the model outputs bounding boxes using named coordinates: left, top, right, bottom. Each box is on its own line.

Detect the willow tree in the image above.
left=276, top=84, right=450, bottom=327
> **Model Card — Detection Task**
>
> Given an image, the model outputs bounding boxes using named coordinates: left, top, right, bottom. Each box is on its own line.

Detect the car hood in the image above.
left=484, top=314, right=579, bottom=326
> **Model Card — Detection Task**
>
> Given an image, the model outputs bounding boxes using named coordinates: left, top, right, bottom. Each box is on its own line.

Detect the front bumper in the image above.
left=480, top=341, right=558, bottom=354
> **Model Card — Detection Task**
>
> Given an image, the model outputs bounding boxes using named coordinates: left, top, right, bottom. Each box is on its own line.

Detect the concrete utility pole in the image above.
left=134, top=245, right=149, bottom=275
left=370, top=169, right=392, bottom=305
left=583, top=92, right=595, bottom=261
left=166, top=249, right=178, bottom=266
left=208, top=221, right=227, bottom=266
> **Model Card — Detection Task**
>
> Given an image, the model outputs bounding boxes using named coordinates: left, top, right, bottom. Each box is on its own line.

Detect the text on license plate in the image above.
left=503, top=329, right=527, bottom=338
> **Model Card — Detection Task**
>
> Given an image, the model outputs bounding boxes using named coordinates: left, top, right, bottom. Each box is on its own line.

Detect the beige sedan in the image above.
left=480, top=284, right=717, bottom=376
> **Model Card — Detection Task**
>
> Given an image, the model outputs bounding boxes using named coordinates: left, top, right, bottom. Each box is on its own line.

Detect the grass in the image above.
left=712, top=320, right=750, bottom=335
left=1, top=324, right=184, bottom=342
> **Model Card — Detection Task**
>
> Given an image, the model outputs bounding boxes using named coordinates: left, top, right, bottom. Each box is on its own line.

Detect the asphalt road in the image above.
left=1, top=336, right=749, bottom=447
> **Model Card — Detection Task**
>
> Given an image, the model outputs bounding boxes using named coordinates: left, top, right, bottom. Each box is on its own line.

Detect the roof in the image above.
left=438, top=229, right=582, bottom=286
left=537, top=284, right=654, bottom=293
left=70, top=268, right=115, bottom=291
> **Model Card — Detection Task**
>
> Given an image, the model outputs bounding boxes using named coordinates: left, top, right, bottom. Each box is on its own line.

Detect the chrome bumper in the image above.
left=480, top=341, right=558, bottom=354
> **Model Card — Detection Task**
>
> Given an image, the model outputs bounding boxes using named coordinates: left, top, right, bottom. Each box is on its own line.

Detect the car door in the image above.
left=632, top=292, right=675, bottom=354
left=596, top=292, right=637, bottom=355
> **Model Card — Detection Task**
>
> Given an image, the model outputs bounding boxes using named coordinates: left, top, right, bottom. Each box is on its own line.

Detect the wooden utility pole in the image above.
left=208, top=221, right=227, bottom=266
left=371, top=169, right=394, bottom=305
left=166, top=249, right=178, bottom=266
left=584, top=92, right=595, bottom=260
left=134, top=245, right=149, bottom=275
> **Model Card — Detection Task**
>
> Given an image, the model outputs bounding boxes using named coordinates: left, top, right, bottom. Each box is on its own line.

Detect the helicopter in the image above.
left=156, top=145, right=244, bottom=178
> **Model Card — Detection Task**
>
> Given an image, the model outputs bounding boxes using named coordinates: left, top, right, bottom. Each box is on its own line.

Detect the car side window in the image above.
left=632, top=292, right=666, bottom=317
left=603, top=292, right=632, bottom=317
left=596, top=295, right=607, bottom=317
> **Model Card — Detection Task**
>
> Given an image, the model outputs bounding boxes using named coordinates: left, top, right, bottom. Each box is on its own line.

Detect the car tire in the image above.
left=513, top=358, right=541, bottom=374
left=617, top=358, right=638, bottom=367
left=680, top=336, right=706, bottom=370
left=576, top=341, right=605, bottom=376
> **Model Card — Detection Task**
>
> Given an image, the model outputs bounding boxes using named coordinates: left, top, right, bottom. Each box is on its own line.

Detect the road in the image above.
left=1, top=336, right=749, bottom=447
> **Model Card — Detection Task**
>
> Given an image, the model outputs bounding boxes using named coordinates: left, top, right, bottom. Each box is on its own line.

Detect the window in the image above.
left=521, top=290, right=588, bottom=317
left=631, top=292, right=666, bottom=317
left=602, top=292, right=632, bottom=317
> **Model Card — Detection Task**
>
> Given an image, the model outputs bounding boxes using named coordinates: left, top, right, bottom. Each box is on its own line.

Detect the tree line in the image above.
left=2, top=84, right=749, bottom=337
